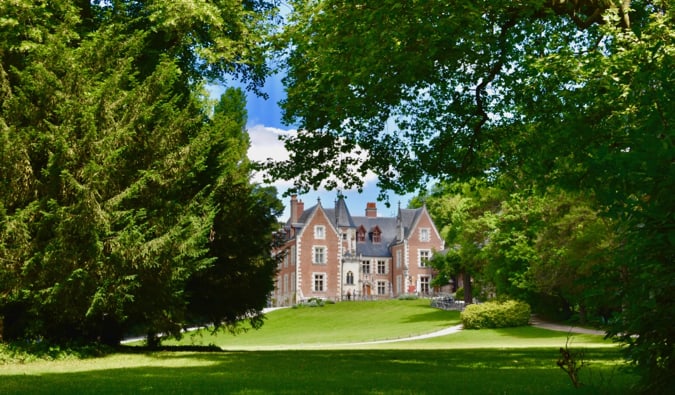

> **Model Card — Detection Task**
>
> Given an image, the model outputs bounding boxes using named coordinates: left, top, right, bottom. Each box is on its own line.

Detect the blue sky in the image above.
left=209, top=75, right=415, bottom=220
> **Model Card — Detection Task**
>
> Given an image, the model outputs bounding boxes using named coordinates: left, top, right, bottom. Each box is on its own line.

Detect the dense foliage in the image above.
left=272, top=1, right=673, bottom=391
left=0, top=0, right=282, bottom=346
left=461, top=300, right=531, bottom=330
left=423, top=183, right=619, bottom=323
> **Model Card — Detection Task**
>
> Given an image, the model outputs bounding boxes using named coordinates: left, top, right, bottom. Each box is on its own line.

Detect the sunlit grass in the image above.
left=160, top=299, right=614, bottom=351
left=1, top=299, right=637, bottom=394
left=162, top=299, right=462, bottom=348
left=0, top=349, right=636, bottom=394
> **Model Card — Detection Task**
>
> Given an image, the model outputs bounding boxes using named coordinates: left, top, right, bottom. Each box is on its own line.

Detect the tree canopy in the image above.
left=272, top=1, right=673, bottom=391
left=1, top=0, right=282, bottom=346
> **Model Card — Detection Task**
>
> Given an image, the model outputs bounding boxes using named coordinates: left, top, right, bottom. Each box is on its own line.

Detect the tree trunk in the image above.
left=146, top=332, right=160, bottom=349
left=463, top=272, right=473, bottom=304
left=578, top=304, right=588, bottom=325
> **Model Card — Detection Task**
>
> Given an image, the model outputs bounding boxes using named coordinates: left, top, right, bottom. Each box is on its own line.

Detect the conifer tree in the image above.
left=0, top=0, right=280, bottom=345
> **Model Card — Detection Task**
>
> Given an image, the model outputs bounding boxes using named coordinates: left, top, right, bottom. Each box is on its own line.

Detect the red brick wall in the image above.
left=297, top=208, right=341, bottom=301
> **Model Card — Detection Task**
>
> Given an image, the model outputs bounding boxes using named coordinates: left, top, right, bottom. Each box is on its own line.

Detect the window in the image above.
left=356, top=226, right=366, bottom=242
left=361, top=260, right=370, bottom=274
left=371, top=227, right=381, bottom=243
left=313, top=274, right=325, bottom=292
left=396, top=250, right=402, bottom=269
left=377, top=260, right=386, bottom=274
left=346, top=271, right=354, bottom=285
left=420, top=228, right=430, bottom=242
left=315, top=225, right=325, bottom=239
left=419, top=250, right=430, bottom=267
left=314, top=246, right=326, bottom=264
left=420, top=276, right=430, bottom=294
left=377, top=281, right=387, bottom=295
left=396, top=275, right=402, bottom=294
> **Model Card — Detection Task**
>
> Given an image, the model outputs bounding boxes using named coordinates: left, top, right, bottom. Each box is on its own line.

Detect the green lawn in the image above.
left=164, top=299, right=462, bottom=348
left=0, top=299, right=639, bottom=394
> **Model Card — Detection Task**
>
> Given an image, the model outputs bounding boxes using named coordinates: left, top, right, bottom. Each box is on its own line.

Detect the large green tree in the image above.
left=271, top=1, right=673, bottom=391
left=0, top=0, right=281, bottom=345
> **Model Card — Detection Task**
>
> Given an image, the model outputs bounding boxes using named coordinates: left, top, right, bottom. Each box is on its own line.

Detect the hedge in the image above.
left=460, top=300, right=531, bottom=329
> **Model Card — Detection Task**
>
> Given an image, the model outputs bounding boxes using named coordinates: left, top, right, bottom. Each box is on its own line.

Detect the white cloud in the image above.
left=247, top=124, right=379, bottom=192
left=247, top=124, right=294, bottom=162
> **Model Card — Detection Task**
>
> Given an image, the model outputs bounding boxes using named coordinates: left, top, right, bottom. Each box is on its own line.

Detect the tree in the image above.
left=419, top=181, right=505, bottom=304
left=184, top=89, right=284, bottom=334
left=0, top=1, right=281, bottom=345
left=272, top=2, right=673, bottom=389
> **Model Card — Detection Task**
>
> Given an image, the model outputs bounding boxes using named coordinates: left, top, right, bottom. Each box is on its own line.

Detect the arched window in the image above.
left=346, top=271, right=354, bottom=285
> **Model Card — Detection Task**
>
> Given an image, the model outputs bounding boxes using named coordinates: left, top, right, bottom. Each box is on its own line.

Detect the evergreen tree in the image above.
left=0, top=0, right=281, bottom=345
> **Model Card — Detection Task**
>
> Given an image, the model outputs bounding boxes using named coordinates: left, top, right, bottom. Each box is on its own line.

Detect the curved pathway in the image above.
left=343, top=324, right=464, bottom=346
left=340, top=318, right=605, bottom=347
left=529, top=316, right=606, bottom=336
left=288, top=317, right=606, bottom=349
left=122, top=309, right=605, bottom=347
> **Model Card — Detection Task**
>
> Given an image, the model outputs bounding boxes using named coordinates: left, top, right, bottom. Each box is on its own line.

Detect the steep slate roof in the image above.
left=297, top=203, right=319, bottom=224
left=324, top=196, right=356, bottom=229
left=352, top=216, right=397, bottom=257
left=398, top=207, right=423, bottom=239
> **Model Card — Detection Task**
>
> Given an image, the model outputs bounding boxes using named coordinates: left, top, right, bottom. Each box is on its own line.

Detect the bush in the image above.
left=460, top=300, right=531, bottom=329
left=454, top=287, right=464, bottom=300
left=397, top=294, right=419, bottom=300
left=294, top=298, right=326, bottom=308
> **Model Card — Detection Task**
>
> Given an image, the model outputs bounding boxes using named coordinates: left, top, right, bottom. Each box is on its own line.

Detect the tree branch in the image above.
left=463, top=17, right=517, bottom=171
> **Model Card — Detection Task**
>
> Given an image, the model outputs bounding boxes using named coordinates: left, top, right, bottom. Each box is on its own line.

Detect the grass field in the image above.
left=0, top=299, right=639, bottom=394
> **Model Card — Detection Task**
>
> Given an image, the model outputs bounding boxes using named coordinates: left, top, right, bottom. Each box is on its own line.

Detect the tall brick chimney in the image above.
left=290, top=195, right=298, bottom=223
left=365, top=202, right=377, bottom=218
left=290, top=195, right=304, bottom=223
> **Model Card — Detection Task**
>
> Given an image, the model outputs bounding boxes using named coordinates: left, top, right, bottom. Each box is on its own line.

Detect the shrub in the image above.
left=460, top=300, right=531, bottom=329
left=397, top=294, right=419, bottom=300
left=454, top=287, right=464, bottom=300
left=295, top=298, right=326, bottom=308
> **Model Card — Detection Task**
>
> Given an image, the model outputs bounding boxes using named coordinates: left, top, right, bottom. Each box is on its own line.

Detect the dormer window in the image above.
left=356, top=225, right=366, bottom=242
left=371, top=226, right=382, bottom=243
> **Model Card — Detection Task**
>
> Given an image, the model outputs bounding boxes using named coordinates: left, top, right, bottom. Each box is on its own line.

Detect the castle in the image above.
left=272, top=194, right=445, bottom=306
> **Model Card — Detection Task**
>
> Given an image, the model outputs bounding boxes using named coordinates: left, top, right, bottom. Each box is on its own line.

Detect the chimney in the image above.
left=297, top=199, right=304, bottom=221
left=365, top=202, right=377, bottom=218
left=290, top=195, right=298, bottom=223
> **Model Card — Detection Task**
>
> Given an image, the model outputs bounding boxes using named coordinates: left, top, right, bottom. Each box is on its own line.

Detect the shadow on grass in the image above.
left=1, top=348, right=637, bottom=395
left=491, top=326, right=580, bottom=338
left=115, top=344, right=224, bottom=353
left=489, top=326, right=605, bottom=342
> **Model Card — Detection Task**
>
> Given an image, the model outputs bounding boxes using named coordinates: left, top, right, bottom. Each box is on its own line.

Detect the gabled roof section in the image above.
left=398, top=207, right=423, bottom=239
left=283, top=200, right=328, bottom=237
left=297, top=203, right=318, bottom=224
